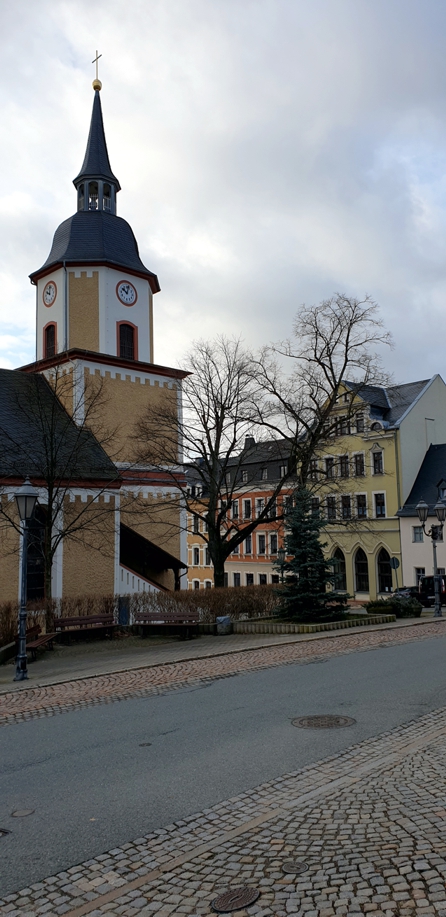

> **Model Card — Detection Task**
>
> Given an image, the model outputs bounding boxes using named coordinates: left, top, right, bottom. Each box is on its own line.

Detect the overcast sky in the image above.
left=2, top=0, right=446, bottom=381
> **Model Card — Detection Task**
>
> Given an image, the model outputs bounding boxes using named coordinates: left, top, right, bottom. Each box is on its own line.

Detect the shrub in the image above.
left=127, top=584, right=280, bottom=623
left=365, top=597, right=422, bottom=618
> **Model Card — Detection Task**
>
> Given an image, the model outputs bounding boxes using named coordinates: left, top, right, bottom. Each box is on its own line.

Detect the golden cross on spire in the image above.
left=92, top=50, right=102, bottom=90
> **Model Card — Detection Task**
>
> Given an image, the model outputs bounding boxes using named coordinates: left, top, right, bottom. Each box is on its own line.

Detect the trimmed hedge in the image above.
left=365, top=597, right=422, bottom=618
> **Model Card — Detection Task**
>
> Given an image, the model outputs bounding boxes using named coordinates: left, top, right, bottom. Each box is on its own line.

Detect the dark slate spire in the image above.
left=73, top=90, right=121, bottom=191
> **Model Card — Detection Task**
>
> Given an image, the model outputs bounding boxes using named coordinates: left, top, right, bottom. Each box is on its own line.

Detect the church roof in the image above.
left=0, top=369, right=118, bottom=483
left=73, top=90, right=121, bottom=190
left=29, top=210, right=161, bottom=292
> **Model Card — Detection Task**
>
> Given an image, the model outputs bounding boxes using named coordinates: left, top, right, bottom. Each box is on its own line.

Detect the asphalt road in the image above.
left=2, top=634, right=446, bottom=897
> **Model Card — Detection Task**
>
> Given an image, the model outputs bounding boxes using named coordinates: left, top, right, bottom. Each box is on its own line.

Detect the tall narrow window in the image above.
left=354, top=454, right=365, bottom=476
left=310, top=497, right=320, bottom=517
left=355, top=548, right=369, bottom=592
left=325, top=457, right=335, bottom=478
left=103, top=183, right=111, bottom=211
left=372, top=451, right=384, bottom=475
left=270, top=533, right=278, bottom=555
left=374, top=493, right=386, bottom=517
left=377, top=548, right=392, bottom=593
left=258, top=534, right=266, bottom=555
left=88, top=181, right=98, bottom=210
left=356, top=413, right=365, bottom=433
left=44, top=324, right=56, bottom=358
left=119, top=323, right=135, bottom=360
left=356, top=494, right=367, bottom=518
left=78, top=183, right=85, bottom=211
left=327, top=496, right=337, bottom=520
left=333, top=548, right=347, bottom=591
left=243, top=499, right=251, bottom=519
left=193, top=547, right=200, bottom=566
left=341, top=495, right=351, bottom=519
left=309, top=459, right=318, bottom=481
left=244, top=534, right=252, bottom=554
left=339, top=455, right=349, bottom=478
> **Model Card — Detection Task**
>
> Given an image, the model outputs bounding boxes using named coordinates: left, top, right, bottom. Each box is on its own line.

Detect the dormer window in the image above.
left=78, top=184, right=85, bottom=212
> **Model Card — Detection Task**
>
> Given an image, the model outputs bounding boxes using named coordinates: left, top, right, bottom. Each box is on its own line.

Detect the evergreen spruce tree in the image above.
left=276, top=487, right=348, bottom=622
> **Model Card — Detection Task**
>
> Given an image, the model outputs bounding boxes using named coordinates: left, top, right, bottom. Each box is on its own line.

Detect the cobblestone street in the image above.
left=2, top=623, right=446, bottom=915
left=1, top=620, right=446, bottom=727
left=2, top=696, right=446, bottom=915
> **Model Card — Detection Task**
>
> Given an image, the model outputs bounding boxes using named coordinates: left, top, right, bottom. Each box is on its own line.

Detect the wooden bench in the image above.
left=55, top=614, right=115, bottom=642
left=15, top=624, right=57, bottom=661
left=134, top=611, right=199, bottom=640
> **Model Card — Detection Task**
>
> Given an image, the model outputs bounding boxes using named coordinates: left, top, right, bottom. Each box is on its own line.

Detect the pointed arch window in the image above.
left=44, top=322, right=56, bottom=358
left=333, top=548, right=347, bottom=591
left=377, top=548, right=392, bottom=593
left=117, top=322, right=138, bottom=361
left=355, top=547, right=369, bottom=593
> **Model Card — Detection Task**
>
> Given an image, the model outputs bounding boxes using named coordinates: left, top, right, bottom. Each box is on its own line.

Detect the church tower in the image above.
left=30, top=82, right=160, bottom=364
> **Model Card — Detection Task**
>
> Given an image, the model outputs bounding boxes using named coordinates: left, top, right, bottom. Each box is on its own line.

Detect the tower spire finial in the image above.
left=92, top=50, right=102, bottom=91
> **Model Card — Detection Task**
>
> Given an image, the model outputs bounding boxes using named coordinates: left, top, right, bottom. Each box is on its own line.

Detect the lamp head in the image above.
left=416, top=498, right=429, bottom=525
left=15, top=478, right=38, bottom=522
left=435, top=500, right=446, bottom=524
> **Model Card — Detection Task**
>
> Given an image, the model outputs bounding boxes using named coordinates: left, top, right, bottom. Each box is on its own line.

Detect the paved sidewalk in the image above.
left=0, top=615, right=436, bottom=695
left=2, top=697, right=446, bottom=914
left=1, top=619, right=446, bottom=727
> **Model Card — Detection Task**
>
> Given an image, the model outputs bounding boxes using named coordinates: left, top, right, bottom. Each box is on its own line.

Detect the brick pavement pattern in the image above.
left=1, top=620, right=446, bottom=727
left=3, top=702, right=446, bottom=915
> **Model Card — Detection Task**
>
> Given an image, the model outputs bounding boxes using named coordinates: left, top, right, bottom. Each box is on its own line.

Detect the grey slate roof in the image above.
left=0, top=369, right=118, bottom=483
left=29, top=211, right=160, bottom=291
left=73, top=90, right=121, bottom=190
left=345, top=379, right=430, bottom=427
left=398, top=443, right=446, bottom=516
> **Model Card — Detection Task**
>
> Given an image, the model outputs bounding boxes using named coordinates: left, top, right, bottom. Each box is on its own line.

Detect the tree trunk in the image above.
left=213, top=563, right=226, bottom=589
left=44, top=561, right=54, bottom=633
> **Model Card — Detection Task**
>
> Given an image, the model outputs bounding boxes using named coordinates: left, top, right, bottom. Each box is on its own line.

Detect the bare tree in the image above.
left=0, top=366, right=120, bottom=623
left=135, top=336, right=293, bottom=588
left=253, top=294, right=393, bottom=487
left=135, top=298, right=393, bottom=587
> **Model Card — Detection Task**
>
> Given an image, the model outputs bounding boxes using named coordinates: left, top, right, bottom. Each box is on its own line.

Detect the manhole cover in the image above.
left=292, top=715, right=356, bottom=729
left=0, top=828, right=11, bottom=837
left=282, top=860, right=309, bottom=874
left=211, top=887, right=260, bottom=913
left=11, top=809, right=35, bottom=818
left=139, top=742, right=152, bottom=747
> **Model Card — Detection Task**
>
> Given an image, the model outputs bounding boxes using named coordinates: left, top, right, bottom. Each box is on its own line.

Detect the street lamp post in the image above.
left=416, top=497, right=446, bottom=619
left=14, top=478, right=38, bottom=682
left=277, top=547, right=286, bottom=584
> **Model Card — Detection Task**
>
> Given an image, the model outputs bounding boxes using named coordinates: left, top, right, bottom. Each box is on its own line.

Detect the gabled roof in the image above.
left=73, top=90, right=121, bottom=190
left=0, top=369, right=118, bottom=483
left=29, top=211, right=160, bottom=291
left=398, top=443, right=446, bottom=516
left=345, top=379, right=431, bottom=427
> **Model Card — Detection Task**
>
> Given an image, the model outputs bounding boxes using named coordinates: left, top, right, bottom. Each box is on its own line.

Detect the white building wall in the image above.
left=98, top=266, right=152, bottom=362
left=36, top=267, right=65, bottom=359
left=400, top=516, right=446, bottom=585
left=399, top=375, right=446, bottom=502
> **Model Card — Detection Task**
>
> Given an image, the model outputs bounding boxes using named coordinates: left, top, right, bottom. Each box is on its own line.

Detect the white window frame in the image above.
left=371, top=449, right=384, bottom=476
left=412, top=526, right=424, bottom=543
left=193, top=546, right=200, bottom=566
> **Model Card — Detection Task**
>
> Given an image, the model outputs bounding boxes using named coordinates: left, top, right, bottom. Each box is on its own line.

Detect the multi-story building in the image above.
left=186, top=375, right=446, bottom=600
left=398, top=443, right=446, bottom=586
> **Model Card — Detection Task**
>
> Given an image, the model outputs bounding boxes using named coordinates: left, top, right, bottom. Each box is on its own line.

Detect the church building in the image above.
left=0, top=77, right=188, bottom=603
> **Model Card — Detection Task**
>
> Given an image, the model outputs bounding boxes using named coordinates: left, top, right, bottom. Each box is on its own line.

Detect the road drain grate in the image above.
left=211, top=887, right=260, bottom=912
left=292, top=715, right=356, bottom=728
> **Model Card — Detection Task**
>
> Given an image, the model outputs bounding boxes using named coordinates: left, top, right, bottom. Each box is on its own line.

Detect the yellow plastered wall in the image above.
left=69, top=271, right=99, bottom=351
left=121, top=492, right=182, bottom=569
left=85, top=368, right=179, bottom=464
left=62, top=495, right=115, bottom=597
left=0, top=502, right=20, bottom=603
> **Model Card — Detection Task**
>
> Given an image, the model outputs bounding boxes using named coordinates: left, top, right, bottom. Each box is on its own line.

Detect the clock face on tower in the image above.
left=116, top=280, right=137, bottom=306
left=43, top=281, right=57, bottom=306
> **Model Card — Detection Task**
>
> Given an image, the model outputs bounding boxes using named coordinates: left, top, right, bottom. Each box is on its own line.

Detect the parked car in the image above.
left=418, top=575, right=446, bottom=607
left=392, top=586, right=420, bottom=600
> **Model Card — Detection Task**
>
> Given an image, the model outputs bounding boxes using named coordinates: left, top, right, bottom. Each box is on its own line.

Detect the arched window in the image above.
left=103, top=183, right=111, bottom=211
left=88, top=181, right=98, bottom=210
left=355, top=547, right=369, bottom=592
left=44, top=323, right=56, bottom=358
left=119, top=323, right=135, bottom=360
left=377, top=548, right=392, bottom=593
left=333, top=548, right=347, bottom=591
left=78, top=183, right=85, bottom=211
